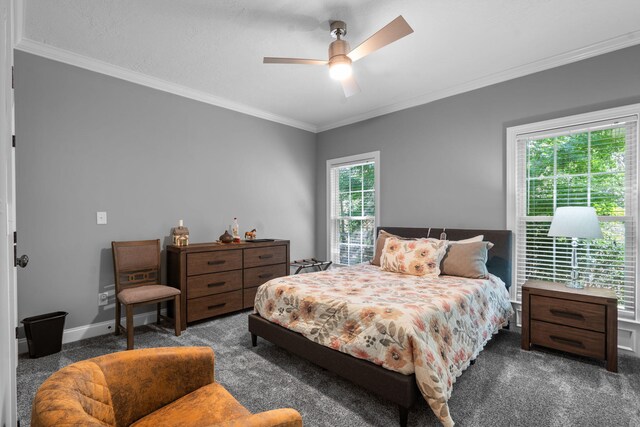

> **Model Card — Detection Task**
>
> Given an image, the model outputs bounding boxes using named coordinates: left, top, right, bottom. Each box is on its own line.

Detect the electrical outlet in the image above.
left=98, top=292, right=109, bottom=306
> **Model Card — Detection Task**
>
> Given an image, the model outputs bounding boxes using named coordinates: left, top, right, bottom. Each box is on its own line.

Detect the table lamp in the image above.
left=548, top=207, right=603, bottom=289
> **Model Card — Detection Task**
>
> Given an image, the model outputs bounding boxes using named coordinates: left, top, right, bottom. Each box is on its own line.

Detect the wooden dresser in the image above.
left=521, top=280, right=617, bottom=372
left=167, top=240, right=289, bottom=330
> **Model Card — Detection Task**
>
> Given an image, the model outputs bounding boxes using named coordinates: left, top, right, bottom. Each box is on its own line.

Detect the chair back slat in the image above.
left=117, top=268, right=159, bottom=288
left=112, top=240, right=161, bottom=292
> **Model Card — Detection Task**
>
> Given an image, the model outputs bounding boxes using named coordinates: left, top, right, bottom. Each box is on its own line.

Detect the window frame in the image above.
left=326, top=151, right=380, bottom=266
left=507, top=104, right=640, bottom=323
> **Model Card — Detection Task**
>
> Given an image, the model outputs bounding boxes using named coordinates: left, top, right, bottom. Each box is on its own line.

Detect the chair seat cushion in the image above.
left=118, top=285, right=180, bottom=305
left=130, top=383, right=251, bottom=427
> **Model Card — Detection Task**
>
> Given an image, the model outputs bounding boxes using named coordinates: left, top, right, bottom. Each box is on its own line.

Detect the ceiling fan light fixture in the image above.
left=262, top=16, right=414, bottom=96
left=329, top=56, right=352, bottom=80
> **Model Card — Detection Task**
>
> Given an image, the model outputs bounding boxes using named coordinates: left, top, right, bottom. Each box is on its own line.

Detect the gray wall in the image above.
left=15, top=43, right=640, bottom=330
left=15, top=51, right=316, bottom=329
left=315, top=45, right=640, bottom=258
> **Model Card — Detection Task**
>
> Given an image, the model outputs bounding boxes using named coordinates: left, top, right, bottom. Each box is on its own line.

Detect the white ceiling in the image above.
left=19, top=0, right=640, bottom=132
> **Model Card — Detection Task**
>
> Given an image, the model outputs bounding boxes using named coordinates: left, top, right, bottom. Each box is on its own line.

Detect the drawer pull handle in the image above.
left=259, top=254, right=274, bottom=259
left=207, top=260, right=226, bottom=265
left=207, top=303, right=226, bottom=310
left=549, top=335, right=584, bottom=348
left=207, top=281, right=226, bottom=288
left=550, top=309, right=584, bottom=320
left=259, top=273, right=274, bottom=279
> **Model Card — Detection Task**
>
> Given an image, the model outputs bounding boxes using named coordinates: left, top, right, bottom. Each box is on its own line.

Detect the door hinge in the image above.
left=11, top=66, right=14, bottom=89
left=14, top=231, right=17, bottom=244
left=15, top=326, right=20, bottom=339
left=13, top=231, right=17, bottom=267
left=12, top=135, right=15, bottom=148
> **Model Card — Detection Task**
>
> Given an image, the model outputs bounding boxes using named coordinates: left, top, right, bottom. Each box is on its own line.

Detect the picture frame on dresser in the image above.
left=167, top=240, right=290, bottom=330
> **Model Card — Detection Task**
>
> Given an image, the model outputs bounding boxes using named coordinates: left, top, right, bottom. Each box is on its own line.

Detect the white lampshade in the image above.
left=548, top=207, right=603, bottom=239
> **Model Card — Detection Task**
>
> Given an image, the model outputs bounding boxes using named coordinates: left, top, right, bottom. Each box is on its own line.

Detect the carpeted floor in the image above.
left=17, top=310, right=640, bottom=426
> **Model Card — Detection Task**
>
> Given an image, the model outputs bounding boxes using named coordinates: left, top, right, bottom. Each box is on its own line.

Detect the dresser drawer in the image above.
left=244, top=246, right=286, bottom=268
left=187, top=250, right=242, bottom=276
left=243, top=287, right=259, bottom=309
left=187, top=270, right=242, bottom=299
left=531, top=320, right=605, bottom=359
left=244, top=264, right=287, bottom=289
left=187, top=291, right=243, bottom=322
left=531, top=295, right=605, bottom=332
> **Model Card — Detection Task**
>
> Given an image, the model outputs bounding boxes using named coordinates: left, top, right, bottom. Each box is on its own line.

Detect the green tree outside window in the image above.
left=525, top=127, right=632, bottom=312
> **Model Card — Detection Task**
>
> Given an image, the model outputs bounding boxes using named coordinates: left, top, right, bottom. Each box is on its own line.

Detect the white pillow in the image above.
left=428, top=235, right=484, bottom=245
left=450, top=235, right=483, bottom=245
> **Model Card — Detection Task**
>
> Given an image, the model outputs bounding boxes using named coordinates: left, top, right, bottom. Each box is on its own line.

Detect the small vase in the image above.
left=219, top=230, right=234, bottom=244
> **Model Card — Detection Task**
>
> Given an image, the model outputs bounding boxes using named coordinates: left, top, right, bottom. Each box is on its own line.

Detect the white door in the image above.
left=0, top=0, right=18, bottom=425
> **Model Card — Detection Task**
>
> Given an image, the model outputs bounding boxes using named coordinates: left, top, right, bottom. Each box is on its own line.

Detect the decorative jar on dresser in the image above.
left=167, top=240, right=289, bottom=330
left=521, top=279, right=618, bottom=372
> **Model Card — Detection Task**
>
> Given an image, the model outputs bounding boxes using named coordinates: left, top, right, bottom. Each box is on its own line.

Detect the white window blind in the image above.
left=328, top=153, right=379, bottom=265
left=514, top=116, right=638, bottom=318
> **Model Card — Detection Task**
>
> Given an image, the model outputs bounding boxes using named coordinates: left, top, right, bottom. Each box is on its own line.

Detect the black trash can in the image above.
left=21, top=311, right=68, bottom=358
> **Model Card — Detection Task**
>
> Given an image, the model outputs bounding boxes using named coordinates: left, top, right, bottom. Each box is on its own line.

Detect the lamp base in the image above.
left=565, top=280, right=585, bottom=289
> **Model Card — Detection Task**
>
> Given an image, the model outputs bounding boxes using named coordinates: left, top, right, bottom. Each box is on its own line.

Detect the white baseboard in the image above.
left=617, top=325, right=638, bottom=355
left=18, top=310, right=164, bottom=355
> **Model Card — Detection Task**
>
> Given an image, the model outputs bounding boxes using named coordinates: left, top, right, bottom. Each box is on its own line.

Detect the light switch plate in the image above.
left=97, top=211, right=107, bottom=225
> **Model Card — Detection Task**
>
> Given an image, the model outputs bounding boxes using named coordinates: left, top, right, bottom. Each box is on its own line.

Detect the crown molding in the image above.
left=14, top=38, right=318, bottom=133
left=14, top=28, right=640, bottom=135
left=316, top=30, right=640, bottom=132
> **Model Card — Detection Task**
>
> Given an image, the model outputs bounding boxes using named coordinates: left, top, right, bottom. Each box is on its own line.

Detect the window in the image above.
left=508, top=106, right=639, bottom=320
left=327, top=152, right=380, bottom=266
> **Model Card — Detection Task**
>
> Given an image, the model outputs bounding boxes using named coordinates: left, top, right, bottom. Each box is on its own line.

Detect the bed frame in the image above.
left=248, top=227, right=512, bottom=426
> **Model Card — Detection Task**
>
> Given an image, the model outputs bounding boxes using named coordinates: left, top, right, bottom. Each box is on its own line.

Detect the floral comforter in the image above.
left=253, top=264, right=513, bottom=426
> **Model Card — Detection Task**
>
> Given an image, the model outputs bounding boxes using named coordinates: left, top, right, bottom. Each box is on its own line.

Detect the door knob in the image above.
left=16, top=254, right=29, bottom=268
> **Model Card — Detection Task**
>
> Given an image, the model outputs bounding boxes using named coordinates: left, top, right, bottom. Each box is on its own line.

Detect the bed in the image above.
left=248, top=227, right=513, bottom=426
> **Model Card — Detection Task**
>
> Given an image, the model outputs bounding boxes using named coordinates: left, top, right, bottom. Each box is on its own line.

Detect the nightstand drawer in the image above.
left=531, top=320, right=605, bottom=359
left=187, top=250, right=242, bottom=276
left=531, top=295, right=605, bottom=332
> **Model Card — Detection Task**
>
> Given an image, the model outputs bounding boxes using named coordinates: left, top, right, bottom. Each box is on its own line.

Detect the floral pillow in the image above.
left=380, top=237, right=448, bottom=276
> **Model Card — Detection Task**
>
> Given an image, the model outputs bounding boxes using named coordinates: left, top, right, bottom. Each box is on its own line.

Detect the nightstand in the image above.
left=521, top=280, right=618, bottom=372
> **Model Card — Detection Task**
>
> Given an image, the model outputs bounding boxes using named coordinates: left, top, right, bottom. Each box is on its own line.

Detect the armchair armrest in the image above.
left=213, top=409, right=303, bottom=427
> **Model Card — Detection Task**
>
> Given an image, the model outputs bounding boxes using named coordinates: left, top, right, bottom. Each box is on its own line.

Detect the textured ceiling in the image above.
left=21, top=0, right=640, bottom=131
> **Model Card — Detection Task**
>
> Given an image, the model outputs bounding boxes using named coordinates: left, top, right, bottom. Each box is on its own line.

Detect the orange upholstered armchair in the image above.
left=31, top=347, right=303, bottom=427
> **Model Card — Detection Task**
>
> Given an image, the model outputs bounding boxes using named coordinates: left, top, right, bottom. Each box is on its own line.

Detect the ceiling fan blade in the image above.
left=347, top=15, right=414, bottom=62
left=341, top=75, right=361, bottom=98
left=263, top=57, right=327, bottom=65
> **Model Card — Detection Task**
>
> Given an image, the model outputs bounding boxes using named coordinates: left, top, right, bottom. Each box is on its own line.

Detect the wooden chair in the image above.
left=111, top=239, right=181, bottom=350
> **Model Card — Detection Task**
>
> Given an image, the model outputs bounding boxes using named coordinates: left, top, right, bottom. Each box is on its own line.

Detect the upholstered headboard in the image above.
left=377, top=227, right=513, bottom=290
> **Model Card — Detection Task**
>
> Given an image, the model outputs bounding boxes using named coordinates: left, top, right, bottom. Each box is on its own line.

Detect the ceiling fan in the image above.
left=263, top=15, right=414, bottom=98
